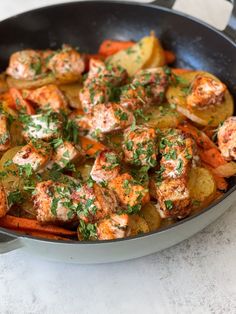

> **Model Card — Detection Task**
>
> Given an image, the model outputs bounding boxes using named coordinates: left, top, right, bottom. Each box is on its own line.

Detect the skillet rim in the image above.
left=0, top=0, right=235, bottom=245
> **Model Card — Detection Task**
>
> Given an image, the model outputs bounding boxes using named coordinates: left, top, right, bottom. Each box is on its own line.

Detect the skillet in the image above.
left=0, top=0, right=236, bottom=263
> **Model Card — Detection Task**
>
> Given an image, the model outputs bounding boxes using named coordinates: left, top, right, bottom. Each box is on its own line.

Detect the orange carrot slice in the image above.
left=164, top=50, right=176, bottom=64
left=98, top=40, right=135, bottom=57
left=0, top=215, right=77, bottom=236
left=80, top=136, right=106, bottom=156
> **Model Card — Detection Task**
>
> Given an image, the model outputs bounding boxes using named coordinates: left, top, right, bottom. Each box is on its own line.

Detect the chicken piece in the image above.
left=47, top=45, right=85, bottom=81
left=97, top=214, right=129, bottom=240
left=159, top=129, right=198, bottom=179
left=218, top=117, right=236, bottom=161
left=24, top=84, right=68, bottom=112
left=49, top=140, right=83, bottom=169
left=90, top=150, right=120, bottom=183
left=33, top=180, right=78, bottom=223
left=0, top=184, right=9, bottom=218
left=122, top=126, right=157, bottom=167
left=13, top=140, right=52, bottom=172
left=88, top=103, right=134, bottom=134
left=120, top=67, right=169, bottom=111
left=120, top=85, right=152, bottom=111
left=86, top=59, right=127, bottom=86
left=6, top=50, right=47, bottom=80
left=0, top=114, right=10, bottom=151
left=186, top=75, right=226, bottom=109
left=108, top=173, right=150, bottom=211
left=150, top=129, right=198, bottom=218
left=72, top=182, right=119, bottom=223
left=21, top=112, right=62, bottom=140
left=79, top=81, right=111, bottom=113
left=80, top=59, right=127, bottom=113
left=150, top=178, right=191, bottom=219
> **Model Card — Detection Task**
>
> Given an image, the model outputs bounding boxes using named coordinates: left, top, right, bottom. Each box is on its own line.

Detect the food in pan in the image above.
left=0, top=34, right=235, bottom=241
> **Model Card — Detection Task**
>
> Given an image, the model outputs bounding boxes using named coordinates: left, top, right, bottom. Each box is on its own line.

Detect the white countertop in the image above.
left=0, top=1, right=236, bottom=313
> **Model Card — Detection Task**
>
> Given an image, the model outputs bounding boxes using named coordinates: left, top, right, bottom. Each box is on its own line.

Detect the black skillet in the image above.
left=0, top=0, right=236, bottom=263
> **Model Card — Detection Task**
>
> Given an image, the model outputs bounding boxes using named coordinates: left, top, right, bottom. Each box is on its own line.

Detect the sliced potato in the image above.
left=76, top=160, right=94, bottom=181
left=188, top=166, right=216, bottom=209
left=128, top=214, right=149, bottom=236
left=0, top=146, right=22, bottom=192
left=140, top=202, right=161, bottom=231
left=107, top=35, right=164, bottom=76
left=9, top=121, right=25, bottom=146
left=142, top=104, right=185, bottom=129
left=166, top=71, right=234, bottom=127
left=144, top=37, right=166, bottom=68
left=60, top=83, right=82, bottom=109
left=7, top=73, right=58, bottom=89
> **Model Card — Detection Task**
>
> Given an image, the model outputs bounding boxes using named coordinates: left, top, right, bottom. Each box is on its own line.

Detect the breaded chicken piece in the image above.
left=108, top=173, right=150, bottom=210
left=72, top=183, right=119, bottom=223
left=33, top=180, right=78, bottom=223
left=0, top=114, right=10, bottom=151
left=97, top=214, right=129, bottom=240
left=13, top=140, right=52, bottom=172
left=90, top=150, right=120, bottom=183
left=24, top=84, right=68, bottom=112
left=0, top=184, right=9, bottom=218
left=6, top=50, right=47, bottom=80
left=120, top=67, right=169, bottom=111
left=22, top=112, right=62, bottom=140
left=218, top=116, right=236, bottom=161
left=49, top=140, right=83, bottom=169
left=122, top=125, right=157, bottom=167
left=187, top=75, right=226, bottom=109
left=47, top=45, right=85, bottom=81
left=88, top=103, right=134, bottom=134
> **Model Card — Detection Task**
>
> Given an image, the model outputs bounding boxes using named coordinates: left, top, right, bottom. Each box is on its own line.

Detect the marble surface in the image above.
left=0, top=1, right=236, bottom=313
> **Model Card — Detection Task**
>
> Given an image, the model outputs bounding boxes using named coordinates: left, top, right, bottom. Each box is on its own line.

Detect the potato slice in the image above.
left=188, top=167, right=216, bottom=209
left=142, top=104, right=185, bottom=129
left=0, top=146, right=22, bottom=192
left=7, top=73, right=82, bottom=90
left=60, top=83, right=82, bottom=109
left=144, top=37, right=166, bottom=68
left=107, top=35, right=164, bottom=76
left=166, top=71, right=234, bottom=127
left=140, top=202, right=161, bottom=231
left=128, top=214, right=149, bottom=236
left=7, top=74, right=58, bottom=89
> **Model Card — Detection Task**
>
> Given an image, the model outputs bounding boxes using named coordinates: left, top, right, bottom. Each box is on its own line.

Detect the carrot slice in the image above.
left=199, top=148, right=226, bottom=168
left=9, top=88, right=35, bottom=115
left=172, top=68, right=192, bottom=75
left=179, top=123, right=227, bottom=168
left=178, top=123, right=216, bottom=150
left=164, top=50, right=176, bottom=64
left=12, top=229, right=71, bottom=241
left=80, top=136, right=106, bottom=156
left=0, top=215, right=77, bottom=236
left=98, top=40, right=135, bottom=57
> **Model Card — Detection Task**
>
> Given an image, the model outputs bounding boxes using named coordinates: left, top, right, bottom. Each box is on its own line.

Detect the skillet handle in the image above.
left=0, top=231, right=23, bottom=254
left=224, top=0, right=236, bottom=41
